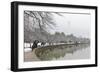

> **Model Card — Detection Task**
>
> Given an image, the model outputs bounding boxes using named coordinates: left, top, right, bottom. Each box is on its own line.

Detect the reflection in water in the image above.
left=34, top=44, right=90, bottom=61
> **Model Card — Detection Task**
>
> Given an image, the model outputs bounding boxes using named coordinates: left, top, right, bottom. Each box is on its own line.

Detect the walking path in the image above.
left=24, top=49, right=40, bottom=62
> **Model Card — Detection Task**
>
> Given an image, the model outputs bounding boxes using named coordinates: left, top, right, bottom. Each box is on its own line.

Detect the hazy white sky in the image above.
left=48, top=13, right=91, bottom=38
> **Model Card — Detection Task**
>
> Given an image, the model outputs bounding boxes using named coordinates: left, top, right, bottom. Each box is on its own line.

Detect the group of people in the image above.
left=32, top=40, right=46, bottom=51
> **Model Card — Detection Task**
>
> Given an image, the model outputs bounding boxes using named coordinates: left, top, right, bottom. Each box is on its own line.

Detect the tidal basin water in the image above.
left=24, top=44, right=90, bottom=62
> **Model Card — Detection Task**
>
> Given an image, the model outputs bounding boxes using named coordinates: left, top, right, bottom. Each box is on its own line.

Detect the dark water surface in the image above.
left=34, top=44, right=90, bottom=61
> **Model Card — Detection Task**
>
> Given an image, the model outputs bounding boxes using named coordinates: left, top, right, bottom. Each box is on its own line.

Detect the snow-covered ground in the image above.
left=24, top=43, right=32, bottom=52
left=24, top=43, right=33, bottom=48
left=24, top=42, right=67, bottom=52
left=24, top=48, right=32, bottom=52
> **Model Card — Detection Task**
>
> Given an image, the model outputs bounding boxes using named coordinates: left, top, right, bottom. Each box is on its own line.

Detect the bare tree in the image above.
left=24, top=11, right=63, bottom=31
left=24, top=11, right=63, bottom=42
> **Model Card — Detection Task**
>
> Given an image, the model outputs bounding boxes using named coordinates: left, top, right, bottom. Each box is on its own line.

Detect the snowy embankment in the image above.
left=24, top=43, right=32, bottom=52
left=24, top=48, right=32, bottom=52
left=24, top=42, right=67, bottom=52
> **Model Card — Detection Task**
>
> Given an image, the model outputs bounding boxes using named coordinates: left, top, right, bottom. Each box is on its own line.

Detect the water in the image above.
left=24, top=44, right=90, bottom=62
left=59, top=46, right=90, bottom=60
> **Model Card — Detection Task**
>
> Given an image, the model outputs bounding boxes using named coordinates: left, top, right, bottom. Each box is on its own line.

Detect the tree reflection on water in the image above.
left=34, top=44, right=90, bottom=61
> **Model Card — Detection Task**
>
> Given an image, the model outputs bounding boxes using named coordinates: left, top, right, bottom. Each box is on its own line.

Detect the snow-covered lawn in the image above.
left=24, top=42, right=67, bottom=52
left=24, top=43, right=33, bottom=48
left=24, top=48, right=32, bottom=52
left=24, top=42, right=67, bottom=48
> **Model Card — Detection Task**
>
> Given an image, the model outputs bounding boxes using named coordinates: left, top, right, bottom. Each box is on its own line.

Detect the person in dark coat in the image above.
left=41, top=42, right=46, bottom=46
left=32, top=40, right=39, bottom=51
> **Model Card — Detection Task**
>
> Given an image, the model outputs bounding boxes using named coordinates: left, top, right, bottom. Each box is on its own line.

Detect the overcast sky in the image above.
left=48, top=12, right=91, bottom=38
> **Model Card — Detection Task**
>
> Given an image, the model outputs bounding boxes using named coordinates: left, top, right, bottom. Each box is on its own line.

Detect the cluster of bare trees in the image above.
left=24, top=11, right=62, bottom=31
left=24, top=11, right=62, bottom=43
